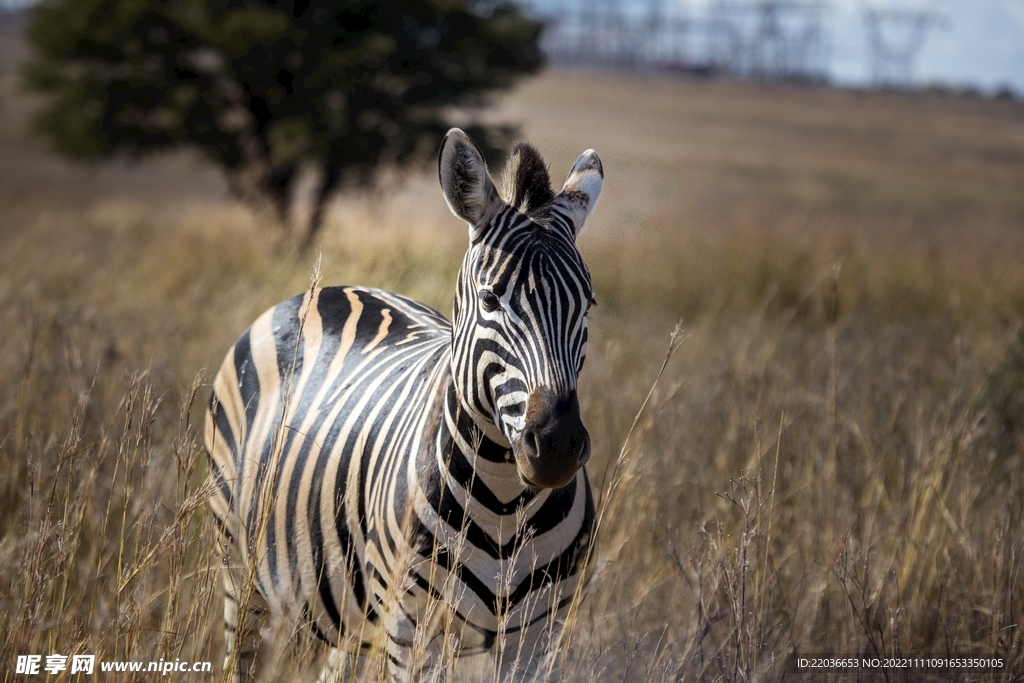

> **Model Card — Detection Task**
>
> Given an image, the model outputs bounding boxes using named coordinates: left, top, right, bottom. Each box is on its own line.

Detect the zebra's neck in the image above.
left=435, top=383, right=540, bottom=516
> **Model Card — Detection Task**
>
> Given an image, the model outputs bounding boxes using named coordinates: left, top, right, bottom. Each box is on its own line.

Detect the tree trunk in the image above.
left=301, top=162, right=340, bottom=251
left=262, top=163, right=296, bottom=224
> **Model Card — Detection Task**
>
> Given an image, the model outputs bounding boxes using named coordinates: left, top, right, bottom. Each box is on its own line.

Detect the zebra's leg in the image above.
left=382, top=606, right=418, bottom=683
left=221, top=564, right=269, bottom=683
left=382, top=613, right=462, bottom=683
left=381, top=601, right=450, bottom=683
left=315, top=647, right=354, bottom=683
left=495, top=645, right=559, bottom=683
left=494, top=618, right=563, bottom=683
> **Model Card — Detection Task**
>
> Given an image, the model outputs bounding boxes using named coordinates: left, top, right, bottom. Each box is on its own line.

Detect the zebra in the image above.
left=204, top=128, right=604, bottom=682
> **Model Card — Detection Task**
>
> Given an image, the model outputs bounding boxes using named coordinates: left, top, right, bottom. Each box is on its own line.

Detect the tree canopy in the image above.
left=24, top=0, right=544, bottom=243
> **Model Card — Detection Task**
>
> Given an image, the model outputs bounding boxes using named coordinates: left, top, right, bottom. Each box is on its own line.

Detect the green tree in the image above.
left=23, top=0, right=544, bottom=244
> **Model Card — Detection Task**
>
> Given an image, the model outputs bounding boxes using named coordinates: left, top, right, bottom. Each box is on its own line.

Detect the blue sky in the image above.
left=677, top=0, right=1024, bottom=90
left=532, top=0, right=1024, bottom=91
left=917, top=0, right=1024, bottom=90
left=829, top=0, right=1024, bottom=90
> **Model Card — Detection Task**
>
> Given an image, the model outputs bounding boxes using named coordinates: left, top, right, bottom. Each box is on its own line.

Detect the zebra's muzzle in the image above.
left=515, top=386, right=590, bottom=489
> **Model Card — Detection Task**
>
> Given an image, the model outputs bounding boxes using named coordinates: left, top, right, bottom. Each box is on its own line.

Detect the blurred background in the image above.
left=525, top=0, right=1024, bottom=94
left=1, top=1, right=1023, bottom=681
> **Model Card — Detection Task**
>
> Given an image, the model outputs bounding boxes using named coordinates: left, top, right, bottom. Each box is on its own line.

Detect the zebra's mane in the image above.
left=500, top=142, right=555, bottom=215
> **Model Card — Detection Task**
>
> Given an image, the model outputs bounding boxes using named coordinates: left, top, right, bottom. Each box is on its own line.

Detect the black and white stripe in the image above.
left=205, top=129, right=604, bottom=682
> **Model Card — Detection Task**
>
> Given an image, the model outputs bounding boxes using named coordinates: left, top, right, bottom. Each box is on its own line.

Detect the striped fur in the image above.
left=205, top=129, right=604, bottom=682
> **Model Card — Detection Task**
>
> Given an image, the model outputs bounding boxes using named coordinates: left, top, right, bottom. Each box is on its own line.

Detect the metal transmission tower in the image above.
left=593, top=0, right=630, bottom=66
left=626, top=0, right=706, bottom=72
left=539, top=0, right=676, bottom=69
left=534, top=0, right=579, bottom=64
left=708, top=1, right=828, bottom=82
left=545, top=0, right=626, bottom=67
left=863, top=5, right=944, bottom=88
left=633, top=0, right=666, bottom=67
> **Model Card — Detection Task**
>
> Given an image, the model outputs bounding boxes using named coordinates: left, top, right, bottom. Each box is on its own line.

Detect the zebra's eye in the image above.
left=479, top=289, right=500, bottom=313
left=586, top=296, right=597, bottom=313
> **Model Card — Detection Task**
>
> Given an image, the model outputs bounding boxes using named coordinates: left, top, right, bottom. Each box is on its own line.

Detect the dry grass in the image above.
left=3, top=22, right=1024, bottom=680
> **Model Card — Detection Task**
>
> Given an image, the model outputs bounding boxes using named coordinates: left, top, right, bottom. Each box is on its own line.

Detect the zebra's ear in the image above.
left=554, top=149, right=603, bottom=238
left=439, top=128, right=502, bottom=242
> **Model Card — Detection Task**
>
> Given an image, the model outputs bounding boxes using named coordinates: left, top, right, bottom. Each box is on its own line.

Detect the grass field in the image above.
left=3, top=22, right=1024, bottom=681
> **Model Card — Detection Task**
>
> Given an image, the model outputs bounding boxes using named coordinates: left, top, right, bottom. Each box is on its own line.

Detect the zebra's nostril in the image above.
left=523, top=430, right=540, bottom=459
left=578, top=438, right=591, bottom=466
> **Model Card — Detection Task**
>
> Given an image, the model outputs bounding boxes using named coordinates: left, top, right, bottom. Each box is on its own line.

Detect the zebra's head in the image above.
left=439, top=128, right=603, bottom=490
